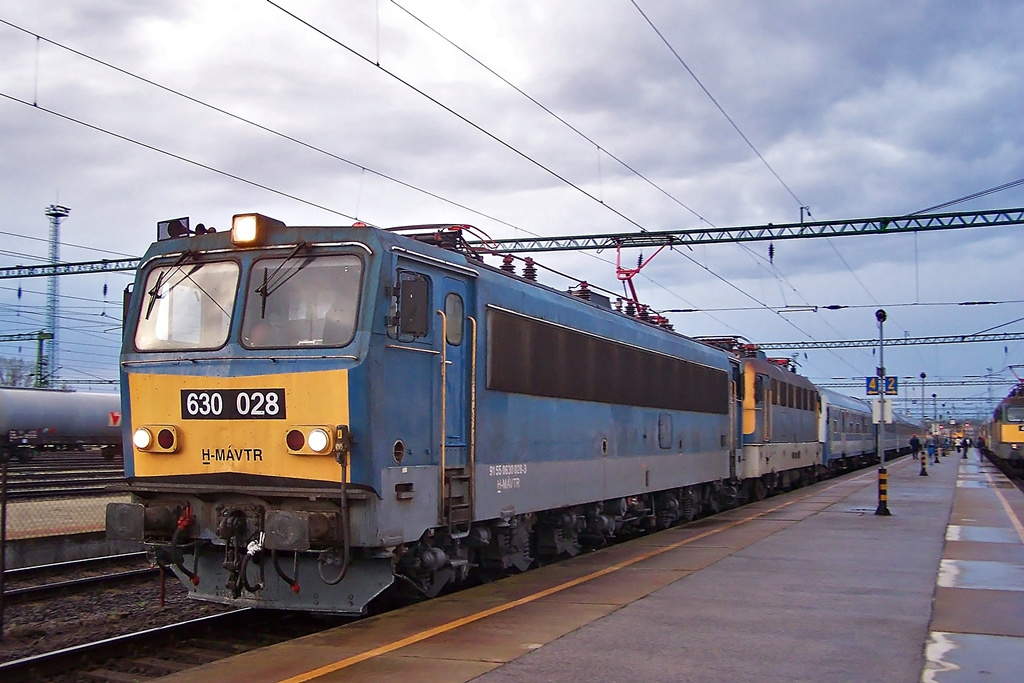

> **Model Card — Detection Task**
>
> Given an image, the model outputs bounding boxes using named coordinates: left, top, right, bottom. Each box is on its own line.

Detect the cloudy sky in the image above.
left=1, top=1, right=1022, bottom=421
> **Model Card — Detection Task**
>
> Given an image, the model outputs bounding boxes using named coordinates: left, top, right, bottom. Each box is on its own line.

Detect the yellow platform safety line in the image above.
left=281, top=468, right=881, bottom=682
left=982, top=468, right=1024, bottom=545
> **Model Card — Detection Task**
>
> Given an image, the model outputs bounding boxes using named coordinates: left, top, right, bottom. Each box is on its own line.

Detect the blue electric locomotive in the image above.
left=107, top=214, right=742, bottom=613
left=106, top=213, right=920, bottom=614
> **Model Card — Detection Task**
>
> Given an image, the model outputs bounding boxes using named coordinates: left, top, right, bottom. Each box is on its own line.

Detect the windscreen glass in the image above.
left=241, top=254, right=363, bottom=348
left=1006, top=406, right=1024, bottom=423
left=134, top=260, right=239, bottom=351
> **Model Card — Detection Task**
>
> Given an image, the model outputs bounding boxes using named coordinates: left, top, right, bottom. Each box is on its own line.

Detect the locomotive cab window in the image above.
left=241, top=253, right=363, bottom=348
left=444, top=293, right=464, bottom=345
left=1006, top=406, right=1024, bottom=423
left=135, top=260, right=239, bottom=351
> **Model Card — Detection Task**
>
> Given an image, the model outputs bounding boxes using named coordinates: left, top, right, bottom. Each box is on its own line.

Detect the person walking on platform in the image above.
left=910, top=434, right=922, bottom=460
left=927, top=438, right=938, bottom=464
left=963, top=436, right=972, bottom=460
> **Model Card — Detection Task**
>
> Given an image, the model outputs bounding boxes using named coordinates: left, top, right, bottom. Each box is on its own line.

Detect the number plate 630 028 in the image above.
left=180, top=389, right=286, bottom=420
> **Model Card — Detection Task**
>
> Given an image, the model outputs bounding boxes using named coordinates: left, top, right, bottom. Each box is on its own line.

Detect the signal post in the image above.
left=872, top=309, right=893, bottom=516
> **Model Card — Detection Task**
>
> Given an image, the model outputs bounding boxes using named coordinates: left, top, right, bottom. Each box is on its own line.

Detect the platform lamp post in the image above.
left=875, top=309, right=891, bottom=516
left=920, top=372, right=927, bottom=424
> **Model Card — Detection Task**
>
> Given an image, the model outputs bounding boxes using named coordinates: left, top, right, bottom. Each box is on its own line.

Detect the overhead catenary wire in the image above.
left=624, top=0, right=894, bottom=359
left=913, top=176, right=1024, bottom=215
left=264, top=0, right=651, bottom=232
left=0, top=92, right=359, bottom=222
left=388, top=0, right=712, bottom=227
left=629, top=0, right=805, bottom=209
left=0, top=228, right=137, bottom=259
left=0, top=18, right=535, bottom=237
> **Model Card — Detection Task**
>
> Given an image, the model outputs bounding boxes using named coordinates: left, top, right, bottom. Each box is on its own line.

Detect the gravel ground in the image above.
left=0, top=573, right=234, bottom=664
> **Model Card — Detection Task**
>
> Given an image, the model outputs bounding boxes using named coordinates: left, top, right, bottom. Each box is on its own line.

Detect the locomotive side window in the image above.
left=1006, top=406, right=1024, bottom=422
left=241, top=253, right=362, bottom=348
left=397, top=271, right=430, bottom=339
left=770, top=378, right=778, bottom=405
left=135, top=260, right=239, bottom=351
left=444, top=293, right=464, bottom=345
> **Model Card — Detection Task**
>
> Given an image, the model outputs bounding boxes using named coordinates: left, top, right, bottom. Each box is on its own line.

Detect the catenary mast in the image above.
left=43, top=204, right=70, bottom=387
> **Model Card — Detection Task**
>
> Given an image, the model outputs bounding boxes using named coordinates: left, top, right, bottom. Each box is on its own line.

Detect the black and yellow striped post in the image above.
left=875, top=467, right=891, bottom=516
left=919, top=451, right=929, bottom=476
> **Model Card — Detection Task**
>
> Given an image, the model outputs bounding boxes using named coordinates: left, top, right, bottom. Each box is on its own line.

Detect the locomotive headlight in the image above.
left=307, top=428, right=331, bottom=453
left=133, top=428, right=153, bottom=449
left=231, top=212, right=285, bottom=246
left=132, top=425, right=179, bottom=453
left=285, top=425, right=334, bottom=455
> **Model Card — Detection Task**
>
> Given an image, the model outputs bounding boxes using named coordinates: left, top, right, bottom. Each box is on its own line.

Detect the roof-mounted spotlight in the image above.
left=231, top=213, right=286, bottom=246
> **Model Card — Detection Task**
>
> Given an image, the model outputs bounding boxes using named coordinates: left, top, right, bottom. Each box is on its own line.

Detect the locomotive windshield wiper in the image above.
left=254, top=242, right=310, bottom=318
left=144, top=250, right=196, bottom=320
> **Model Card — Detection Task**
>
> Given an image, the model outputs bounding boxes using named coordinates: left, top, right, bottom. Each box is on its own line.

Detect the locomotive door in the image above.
left=437, top=276, right=474, bottom=531
left=755, top=373, right=770, bottom=442
left=730, top=360, right=742, bottom=479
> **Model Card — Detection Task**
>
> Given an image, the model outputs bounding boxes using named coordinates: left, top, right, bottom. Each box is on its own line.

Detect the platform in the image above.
left=157, top=450, right=1024, bottom=683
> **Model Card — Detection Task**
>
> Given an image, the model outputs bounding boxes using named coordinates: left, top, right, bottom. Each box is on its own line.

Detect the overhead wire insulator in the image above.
left=522, top=257, right=537, bottom=281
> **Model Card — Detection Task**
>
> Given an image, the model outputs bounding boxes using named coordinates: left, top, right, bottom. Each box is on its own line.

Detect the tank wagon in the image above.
left=0, top=387, right=122, bottom=461
left=106, top=213, right=916, bottom=614
left=984, top=383, right=1024, bottom=471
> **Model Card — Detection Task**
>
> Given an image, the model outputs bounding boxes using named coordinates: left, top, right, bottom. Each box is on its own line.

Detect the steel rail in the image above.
left=0, top=609, right=251, bottom=683
left=3, top=552, right=147, bottom=580
left=3, top=567, right=160, bottom=604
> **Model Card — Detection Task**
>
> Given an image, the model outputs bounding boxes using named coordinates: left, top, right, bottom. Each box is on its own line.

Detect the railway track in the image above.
left=3, top=553, right=157, bottom=604
left=0, top=608, right=348, bottom=682
left=1, top=451, right=125, bottom=500
left=982, top=449, right=1024, bottom=493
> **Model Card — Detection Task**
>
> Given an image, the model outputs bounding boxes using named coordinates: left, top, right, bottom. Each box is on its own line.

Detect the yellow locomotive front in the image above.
left=107, top=214, right=394, bottom=612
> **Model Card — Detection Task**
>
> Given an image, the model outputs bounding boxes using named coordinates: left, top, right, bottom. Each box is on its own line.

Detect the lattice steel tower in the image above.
left=43, top=204, right=70, bottom=387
